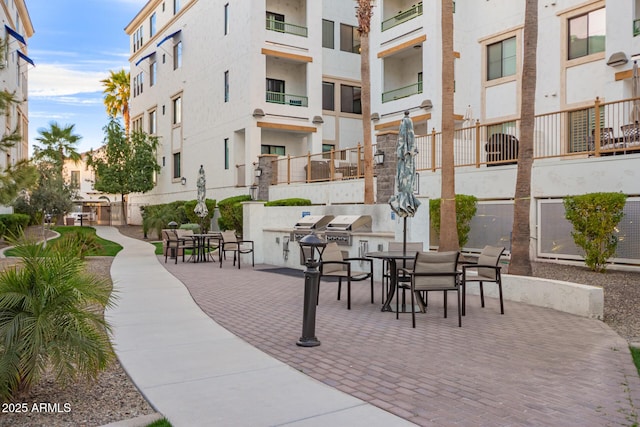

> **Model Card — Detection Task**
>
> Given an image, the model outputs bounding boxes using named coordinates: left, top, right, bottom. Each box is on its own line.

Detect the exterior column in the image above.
left=375, top=131, right=398, bottom=205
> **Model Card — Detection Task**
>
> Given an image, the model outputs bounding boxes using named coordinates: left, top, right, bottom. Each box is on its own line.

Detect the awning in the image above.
left=5, top=25, right=26, bottom=45
left=17, top=51, right=34, bottom=66
left=135, top=51, right=156, bottom=66
left=157, top=29, right=181, bottom=47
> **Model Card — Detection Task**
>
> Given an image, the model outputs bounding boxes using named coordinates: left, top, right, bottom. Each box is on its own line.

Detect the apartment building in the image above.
left=0, top=0, right=33, bottom=213
left=125, top=0, right=364, bottom=219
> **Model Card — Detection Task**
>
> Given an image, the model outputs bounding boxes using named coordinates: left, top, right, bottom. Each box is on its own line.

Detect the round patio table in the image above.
left=366, top=250, right=419, bottom=312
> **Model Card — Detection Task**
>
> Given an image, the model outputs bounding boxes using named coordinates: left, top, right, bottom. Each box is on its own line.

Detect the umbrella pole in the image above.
left=403, top=217, right=407, bottom=255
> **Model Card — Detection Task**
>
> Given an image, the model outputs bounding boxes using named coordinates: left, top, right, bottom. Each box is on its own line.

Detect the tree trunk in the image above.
left=358, top=1, right=374, bottom=204
left=438, top=0, right=459, bottom=252
left=121, top=193, right=128, bottom=226
left=509, top=0, right=538, bottom=276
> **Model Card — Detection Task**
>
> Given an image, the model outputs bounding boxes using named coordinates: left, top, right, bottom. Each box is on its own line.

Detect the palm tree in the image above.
left=33, top=122, right=82, bottom=174
left=509, top=0, right=538, bottom=276
left=101, top=69, right=131, bottom=136
left=357, top=0, right=374, bottom=204
left=438, top=0, right=459, bottom=252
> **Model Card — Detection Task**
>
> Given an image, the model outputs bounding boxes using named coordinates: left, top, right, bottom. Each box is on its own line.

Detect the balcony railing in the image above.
left=634, top=18, right=640, bottom=37
left=269, top=97, right=640, bottom=184
left=266, top=19, right=308, bottom=37
left=266, top=91, right=308, bottom=107
left=381, top=2, right=423, bottom=32
left=382, top=82, right=423, bottom=103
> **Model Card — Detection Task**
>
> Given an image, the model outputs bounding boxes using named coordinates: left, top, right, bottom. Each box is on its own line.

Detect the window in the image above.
left=266, top=78, right=285, bottom=103
left=224, top=138, right=229, bottom=170
left=261, top=145, right=285, bottom=156
left=224, top=70, right=229, bottom=102
left=340, top=23, right=360, bottom=54
left=340, top=85, right=361, bottom=114
left=70, top=170, right=80, bottom=188
left=132, top=116, right=143, bottom=132
left=173, top=0, right=181, bottom=15
left=173, top=152, right=181, bottom=179
left=224, top=3, right=229, bottom=35
left=173, top=96, right=182, bottom=125
left=266, top=11, right=285, bottom=32
left=569, top=107, right=603, bottom=152
left=487, top=37, right=516, bottom=80
left=173, top=41, right=182, bottom=69
left=149, top=109, right=157, bottom=134
left=568, top=8, right=605, bottom=60
left=150, top=60, right=157, bottom=86
left=322, top=19, right=334, bottom=49
left=150, top=13, right=156, bottom=37
left=133, top=72, right=144, bottom=97
left=322, top=81, right=334, bottom=110
left=133, top=26, right=144, bottom=53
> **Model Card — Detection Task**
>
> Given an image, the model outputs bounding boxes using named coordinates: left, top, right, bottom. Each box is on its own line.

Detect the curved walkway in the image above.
left=100, top=226, right=640, bottom=426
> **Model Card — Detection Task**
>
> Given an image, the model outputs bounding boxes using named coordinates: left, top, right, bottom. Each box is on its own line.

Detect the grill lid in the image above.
left=326, top=215, right=372, bottom=232
left=293, top=215, right=334, bottom=230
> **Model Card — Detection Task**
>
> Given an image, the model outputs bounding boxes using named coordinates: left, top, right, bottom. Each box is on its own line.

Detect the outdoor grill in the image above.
left=290, top=215, right=334, bottom=242
left=324, top=215, right=372, bottom=246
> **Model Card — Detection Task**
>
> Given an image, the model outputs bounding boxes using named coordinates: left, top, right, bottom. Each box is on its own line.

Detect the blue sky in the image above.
left=26, top=0, right=147, bottom=154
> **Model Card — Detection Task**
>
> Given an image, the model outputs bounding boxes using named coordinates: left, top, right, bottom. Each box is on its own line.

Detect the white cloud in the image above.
left=30, top=64, right=110, bottom=97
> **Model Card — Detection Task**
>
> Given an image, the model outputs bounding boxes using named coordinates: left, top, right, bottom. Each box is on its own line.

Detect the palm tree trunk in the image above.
left=357, top=1, right=374, bottom=204
left=438, top=0, right=459, bottom=252
left=509, top=0, right=538, bottom=276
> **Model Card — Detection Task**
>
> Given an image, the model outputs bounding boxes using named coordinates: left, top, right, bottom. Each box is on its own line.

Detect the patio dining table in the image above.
left=366, top=250, right=420, bottom=312
left=187, top=233, right=221, bottom=263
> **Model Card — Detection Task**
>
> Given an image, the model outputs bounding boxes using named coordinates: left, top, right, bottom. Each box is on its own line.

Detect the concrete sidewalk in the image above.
left=99, top=226, right=413, bottom=427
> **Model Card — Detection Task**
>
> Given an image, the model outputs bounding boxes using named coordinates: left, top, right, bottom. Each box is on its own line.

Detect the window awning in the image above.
left=135, top=51, right=156, bottom=66
left=5, top=25, right=26, bottom=45
left=17, top=51, right=34, bottom=66
left=157, top=29, right=181, bottom=47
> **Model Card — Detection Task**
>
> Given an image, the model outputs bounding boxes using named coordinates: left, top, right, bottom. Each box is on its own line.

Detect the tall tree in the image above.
left=438, top=0, right=459, bottom=252
left=356, top=0, right=374, bottom=204
left=101, top=69, right=131, bottom=136
left=33, top=122, right=82, bottom=175
left=88, top=120, right=160, bottom=225
left=509, top=0, right=538, bottom=276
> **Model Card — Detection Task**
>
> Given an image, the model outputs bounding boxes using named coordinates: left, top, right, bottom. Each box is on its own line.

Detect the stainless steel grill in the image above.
left=324, top=215, right=372, bottom=246
left=290, top=215, right=334, bottom=242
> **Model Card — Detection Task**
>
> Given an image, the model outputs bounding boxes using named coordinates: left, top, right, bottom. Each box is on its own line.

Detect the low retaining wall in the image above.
left=464, top=274, right=604, bottom=319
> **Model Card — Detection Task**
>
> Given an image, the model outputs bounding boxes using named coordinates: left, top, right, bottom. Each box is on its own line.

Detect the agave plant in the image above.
left=0, top=240, right=115, bottom=401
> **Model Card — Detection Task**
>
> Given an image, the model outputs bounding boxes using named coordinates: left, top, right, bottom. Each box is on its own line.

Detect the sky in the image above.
left=26, top=0, right=147, bottom=154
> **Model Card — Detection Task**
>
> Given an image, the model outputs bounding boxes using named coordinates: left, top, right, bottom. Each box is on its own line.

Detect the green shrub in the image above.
left=0, top=240, right=114, bottom=401
left=429, top=194, right=478, bottom=248
left=51, top=230, right=103, bottom=260
left=179, top=223, right=201, bottom=233
left=564, top=192, right=627, bottom=272
left=264, top=198, right=312, bottom=207
left=217, top=195, right=251, bottom=235
left=0, top=213, right=30, bottom=239
left=141, top=201, right=188, bottom=239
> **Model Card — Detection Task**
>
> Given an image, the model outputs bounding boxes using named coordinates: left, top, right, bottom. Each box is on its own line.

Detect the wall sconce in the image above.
left=312, top=115, right=324, bottom=124
left=371, top=112, right=380, bottom=121
left=180, top=177, right=186, bottom=185
left=420, top=99, right=433, bottom=110
left=606, top=52, right=629, bottom=67
left=374, top=150, right=385, bottom=165
left=254, top=167, right=263, bottom=178
left=252, top=108, right=265, bottom=118
left=249, top=184, right=258, bottom=201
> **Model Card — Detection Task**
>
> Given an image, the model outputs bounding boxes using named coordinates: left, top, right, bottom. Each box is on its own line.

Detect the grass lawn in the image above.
left=4, top=226, right=123, bottom=257
left=146, top=418, right=172, bottom=427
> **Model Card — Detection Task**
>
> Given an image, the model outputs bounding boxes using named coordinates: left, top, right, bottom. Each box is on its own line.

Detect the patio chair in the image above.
left=383, top=241, right=423, bottom=309
left=398, top=251, right=462, bottom=327
left=219, top=230, right=254, bottom=269
left=163, top=229, right=197, bottom=264
left=319, top=242, right=374, bottom=310
left=621, top=122, right=640, bottom=147
left=461, top=245, right=506, bottom=315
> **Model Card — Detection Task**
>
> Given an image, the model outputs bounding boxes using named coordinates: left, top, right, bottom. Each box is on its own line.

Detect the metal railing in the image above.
left=381, top=82, right=423, bottom=103
left=267, top=97, right=640, bottom=184
left=266, top=91, right=309, bottom=107
left=266, top=18, right=308, bottom=37
left=381, top=2, right=423, bottom=32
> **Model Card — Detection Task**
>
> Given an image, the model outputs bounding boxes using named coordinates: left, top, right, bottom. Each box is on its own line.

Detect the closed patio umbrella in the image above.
left=632, top=60, right=640, bottom=123
left=194, top=165, right=208, bottom=229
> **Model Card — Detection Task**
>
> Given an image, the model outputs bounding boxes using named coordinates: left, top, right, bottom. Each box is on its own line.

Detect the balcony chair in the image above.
left=398, top=251, right=462, bottom=327
left=461, top=245, right=506, bottom=315
left=319, top=242, right=374, bottom=310
left=219, top=230, right=254, bottom=269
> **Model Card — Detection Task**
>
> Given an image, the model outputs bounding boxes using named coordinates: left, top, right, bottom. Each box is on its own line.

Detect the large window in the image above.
left=133, top=72, right=143, bottom=97
left=172, top=96, right=182, bottom=125
left=133, top=26, right=143, bottom=53
left=173, top=152, right=181, bottom=179
left=340, top=23, right=360, bottom=54
left=322, top=19, right=334, bottom=49
left=322, top=81, right=335, bottom=111
left=568, top=8, right=605, bottom=60
left=173, top=41, right=182, bottom=69
left=487, top=37, right=516, bottom=80
left=148, top=109, right=157, bottom=134
left=224, top=71, right=229, bottom=102
left=340, top=84, right=361, bottom=114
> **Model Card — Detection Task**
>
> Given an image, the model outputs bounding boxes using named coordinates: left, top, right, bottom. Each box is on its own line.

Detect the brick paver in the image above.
left=161, top=259, right=640, bottom=427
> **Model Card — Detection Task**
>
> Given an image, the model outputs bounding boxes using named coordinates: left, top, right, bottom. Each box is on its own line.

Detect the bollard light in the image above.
left=296, top=232, right=326, bottom=347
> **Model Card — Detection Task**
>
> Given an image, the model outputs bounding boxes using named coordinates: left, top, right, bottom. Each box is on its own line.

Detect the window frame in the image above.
left=148, top=108, right=157, bottom=135
left=224, top=3, right=230, bottom=35
left=150, top=59, right=157, bottom=86
left=322, top=81, right=335, bottom=111
left=340, top=23, right=360, bottom=54
left=173, top=0, right=181, bottom=15
left=172, top=96, right=182, bottom=125
left=150, top=12, right=156, bottom=38
left=224, top=138, right=230, bottom=170
left=173, top=41, right=182, bottom=70
left=567, top=7, right=606, bottom=61
left=224, top=70, right=230, bottom=102
left=340, top=84, right=362, bottom=114
left=322, top=19, right=335, bottom=49
left=173, top=152, right=181, bottom=179
left=480, top=27, right=521, bottom=88
left=487, top=36, right=516, bottom=81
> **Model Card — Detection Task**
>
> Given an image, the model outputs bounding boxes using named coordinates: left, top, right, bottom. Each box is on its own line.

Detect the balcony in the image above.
left=266, top=18, right=308, bottom=37
left=381, top=2, right=423, bottom=32
left=382, top=82, right=423, bottom=103
left=266, top=91, right=309, bottom=107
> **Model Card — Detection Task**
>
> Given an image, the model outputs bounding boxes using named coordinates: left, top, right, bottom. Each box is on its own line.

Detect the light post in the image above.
left=296, top=232, right=326, bottom=347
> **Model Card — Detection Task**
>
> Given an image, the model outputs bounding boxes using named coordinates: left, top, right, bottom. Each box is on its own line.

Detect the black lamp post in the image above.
left=296, top=232, right=326, bottom=347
